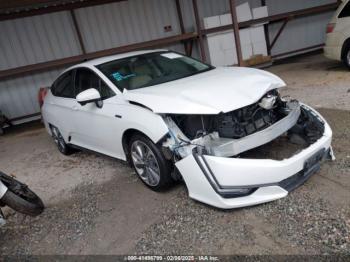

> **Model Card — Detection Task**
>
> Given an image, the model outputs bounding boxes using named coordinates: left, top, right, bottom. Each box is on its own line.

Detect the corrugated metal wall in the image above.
left=75, top=0, right=181, bottom=53
left=0, top=11, right=82, bottom=120
left=0, top=12, right=81, bottom=70
left=0, top=0, right=337, bottom=121
left=267, top=0, right=336, bottom=56
left=0, top=0, right=185, bottom=120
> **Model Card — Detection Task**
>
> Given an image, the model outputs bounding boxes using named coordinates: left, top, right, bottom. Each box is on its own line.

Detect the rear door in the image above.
left=47, top=70, right=76, bottom=141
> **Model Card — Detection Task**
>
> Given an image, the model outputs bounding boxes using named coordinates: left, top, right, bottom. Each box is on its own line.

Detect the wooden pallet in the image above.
left=243, top=55, right=272, bottom=66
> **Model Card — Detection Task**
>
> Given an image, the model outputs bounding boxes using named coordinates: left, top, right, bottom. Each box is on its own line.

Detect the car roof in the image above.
left=67, top=49, right=168, bottom=70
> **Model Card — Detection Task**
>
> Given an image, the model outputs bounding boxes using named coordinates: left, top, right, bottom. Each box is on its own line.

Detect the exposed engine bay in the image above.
left=162, top=89, right=325, bottom=160
left=170, top=90, right=285, bottom=140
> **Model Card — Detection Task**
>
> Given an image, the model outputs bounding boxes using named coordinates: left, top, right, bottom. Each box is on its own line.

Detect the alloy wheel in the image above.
left=51, top=127, right=66, bottom=153
left=131, top=140, right=161, bottom=187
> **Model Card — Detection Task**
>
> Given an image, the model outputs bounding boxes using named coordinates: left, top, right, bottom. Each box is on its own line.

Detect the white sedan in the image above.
left=42, top=50, right=334, bottom=209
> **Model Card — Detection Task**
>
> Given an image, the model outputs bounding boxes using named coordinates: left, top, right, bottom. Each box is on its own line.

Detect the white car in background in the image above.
left=42, top=50, right=333, bottom=209
left=324, top=0, right=350, bottom=68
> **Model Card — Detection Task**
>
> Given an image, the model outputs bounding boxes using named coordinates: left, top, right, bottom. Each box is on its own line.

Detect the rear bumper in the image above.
left=176, top=105, right=333, bottom=209
left=324, top=45, right=342, bottom=61
left=324, top=32, right=345, bottom=61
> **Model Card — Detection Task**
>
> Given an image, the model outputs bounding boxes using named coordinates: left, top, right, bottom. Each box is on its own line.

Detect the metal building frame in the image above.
left=0, top=0, right=341, bottom=121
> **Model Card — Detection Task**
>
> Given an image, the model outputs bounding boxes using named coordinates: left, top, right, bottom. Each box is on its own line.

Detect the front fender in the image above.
left=116, top=104, right=169, bottom=160
left=121, top=107, right=169, bottom=143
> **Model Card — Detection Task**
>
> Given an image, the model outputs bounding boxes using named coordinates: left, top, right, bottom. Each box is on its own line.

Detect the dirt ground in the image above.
left=0, top=53, right=349, bottom=255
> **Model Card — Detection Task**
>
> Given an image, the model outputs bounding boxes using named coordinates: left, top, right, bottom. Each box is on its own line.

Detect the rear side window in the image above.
left=51, top=71, right=74, bottom=98
left=339, top=2, right=350, bottom=18
left=75, top=68, right=115, bottom=100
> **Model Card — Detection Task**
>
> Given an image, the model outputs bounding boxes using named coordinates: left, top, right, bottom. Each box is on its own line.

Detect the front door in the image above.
left=70, top=68, right=123, bottom=158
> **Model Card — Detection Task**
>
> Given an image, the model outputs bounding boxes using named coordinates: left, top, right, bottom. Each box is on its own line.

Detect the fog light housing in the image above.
left=219, top=188, right=258, bottom=199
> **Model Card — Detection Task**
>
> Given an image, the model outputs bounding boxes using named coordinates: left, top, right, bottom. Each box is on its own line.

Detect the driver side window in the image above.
left=75, top=68, right=115, bottom=100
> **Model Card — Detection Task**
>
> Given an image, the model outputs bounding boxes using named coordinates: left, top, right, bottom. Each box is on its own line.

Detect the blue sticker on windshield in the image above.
left=111, top=72, right=136, bottom=81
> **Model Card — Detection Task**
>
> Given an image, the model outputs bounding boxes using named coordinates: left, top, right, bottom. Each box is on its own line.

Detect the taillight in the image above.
left=326, top=23, right=335, bottom=34
left=38, top=87, right=48, bottom=108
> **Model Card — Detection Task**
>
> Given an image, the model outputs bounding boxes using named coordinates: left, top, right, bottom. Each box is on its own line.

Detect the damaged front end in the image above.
left=161, top=90, right=333, bottom=209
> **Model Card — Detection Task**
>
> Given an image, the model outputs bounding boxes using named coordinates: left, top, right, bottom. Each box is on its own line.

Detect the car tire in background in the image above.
left=50, top=126, right=75, bottom=155
left=129, top=133, right=174, bottom=191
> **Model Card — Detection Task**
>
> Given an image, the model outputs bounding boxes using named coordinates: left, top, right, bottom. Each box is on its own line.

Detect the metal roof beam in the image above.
left=201, top=2, right=339, bottom=36
left=0, top=32, right=198, bottom=81
left=0, top=0, right=126, bottom=21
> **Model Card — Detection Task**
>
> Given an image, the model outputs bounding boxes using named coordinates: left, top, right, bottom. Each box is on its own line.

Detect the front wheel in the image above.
left=0, top=172, right=44, bottom=217
left=129, top=134, right=174, bottom=191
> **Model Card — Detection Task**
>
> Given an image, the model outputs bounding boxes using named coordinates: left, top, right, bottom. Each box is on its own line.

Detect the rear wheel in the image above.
left=129, top=134, right=174, bottom=191
left=0, top=172, right=44, bottom=217
left=50, top=126, right=74, bottom=155
left=342, top=44, right=350, bottom=69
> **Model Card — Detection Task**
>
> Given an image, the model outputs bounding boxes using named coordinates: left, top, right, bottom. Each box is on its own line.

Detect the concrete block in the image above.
left=221, top=31, right=235, bottom=50
left=220, top=13, right=232, bottom=26
left=203, top=16, right=220, bottom=29
left=210, top=49, right=226, bottom=67
left=252, top=42, right=268, bottom=56
left=239, top=28, right=252, bottom=45
left=236, top=2, right=252, bottom=23
left=241, top=44, right=253, bottom=60
left=250, top=26, right=265, bottom=44
left=252, top=6, right=268, bottom=19
left=224, top=48, right=238, bottom=66
left=207, top=34, right=222, bottom=52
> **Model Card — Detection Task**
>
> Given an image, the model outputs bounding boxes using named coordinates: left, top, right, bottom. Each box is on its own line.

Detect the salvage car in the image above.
left=42, top=50, right=334, bottom=209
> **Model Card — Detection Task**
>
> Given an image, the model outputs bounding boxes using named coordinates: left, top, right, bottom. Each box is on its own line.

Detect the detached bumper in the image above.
left=175, top=105, right=333, bottom=209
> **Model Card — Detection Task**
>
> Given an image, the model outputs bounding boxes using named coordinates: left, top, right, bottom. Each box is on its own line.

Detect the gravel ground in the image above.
left=268, top=53, right=350, bottom=111
left=0, top=54, right=349, bottom=255
left=0, top=182, right=102, bottom=255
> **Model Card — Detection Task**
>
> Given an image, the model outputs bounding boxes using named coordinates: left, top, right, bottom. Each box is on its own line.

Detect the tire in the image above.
left=0, top=173, right=44, bottom=217
left=0, top=128, right=3, bottom=136
left=342, top=43, right=350, bottom=70
left=129, top=134, right=174, bottom=191
left=50, top=126, right=74, bottom=155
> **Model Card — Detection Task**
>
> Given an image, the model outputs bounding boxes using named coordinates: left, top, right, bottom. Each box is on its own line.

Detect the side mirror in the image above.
left=76, top=88, right=102, bottom=107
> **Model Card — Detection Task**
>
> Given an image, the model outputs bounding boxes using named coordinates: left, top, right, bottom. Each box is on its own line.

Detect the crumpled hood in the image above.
left=123, top=67, right=286, bottom=114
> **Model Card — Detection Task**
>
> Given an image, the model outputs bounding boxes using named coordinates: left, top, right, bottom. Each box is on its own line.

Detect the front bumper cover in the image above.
left=175, top=105, right=333, bottom=209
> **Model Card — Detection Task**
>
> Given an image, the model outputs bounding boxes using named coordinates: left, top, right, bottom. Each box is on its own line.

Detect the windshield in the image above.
left=96, top=51, right=213, bottom=91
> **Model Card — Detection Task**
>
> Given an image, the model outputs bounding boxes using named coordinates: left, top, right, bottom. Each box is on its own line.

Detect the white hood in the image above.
left=123, top=67, right=286, bottom=114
